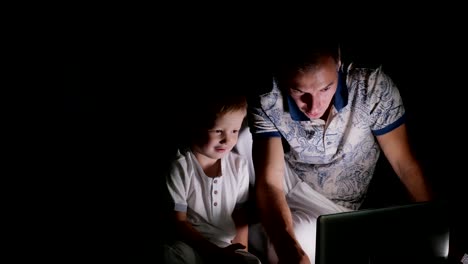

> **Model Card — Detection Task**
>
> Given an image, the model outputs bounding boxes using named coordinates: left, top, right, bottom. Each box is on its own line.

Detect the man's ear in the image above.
left=337, top=44, right=342, bottom=71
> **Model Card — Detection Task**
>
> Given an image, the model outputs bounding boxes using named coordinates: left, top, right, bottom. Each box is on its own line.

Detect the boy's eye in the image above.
left=233, top=130, right=239, bottom=134
left=215, top=130, right=223, bottom=133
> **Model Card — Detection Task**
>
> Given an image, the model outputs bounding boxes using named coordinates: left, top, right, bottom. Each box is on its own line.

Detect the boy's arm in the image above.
left=231, top=207, right=249, bottom=250
left=173, top=211, right=246, bottom=262
left=172, top=211, right=221, bottom=256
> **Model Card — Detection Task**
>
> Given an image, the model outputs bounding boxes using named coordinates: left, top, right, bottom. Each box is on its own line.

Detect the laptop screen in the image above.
left=315, top=201, right=449, bottom=264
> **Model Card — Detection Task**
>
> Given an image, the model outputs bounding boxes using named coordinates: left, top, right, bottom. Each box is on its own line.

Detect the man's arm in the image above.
left=376, top=124, right=432, bottom=201
left=252, top=137, right=310, bottom=263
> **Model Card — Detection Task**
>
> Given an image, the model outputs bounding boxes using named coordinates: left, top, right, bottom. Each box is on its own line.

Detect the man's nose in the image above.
left=301, top=93, right=314, bottom=111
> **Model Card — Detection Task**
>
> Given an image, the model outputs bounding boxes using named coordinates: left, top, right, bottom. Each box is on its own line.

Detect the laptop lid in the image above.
left=315, top=201, right=449, bottom=264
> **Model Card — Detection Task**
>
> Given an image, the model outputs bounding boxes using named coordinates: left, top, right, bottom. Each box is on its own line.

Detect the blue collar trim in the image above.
left=287, top=71, right=348, bottom=121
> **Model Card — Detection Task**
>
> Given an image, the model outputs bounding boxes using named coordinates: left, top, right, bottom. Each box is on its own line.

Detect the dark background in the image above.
left=61, top=11, right=466, bottom=262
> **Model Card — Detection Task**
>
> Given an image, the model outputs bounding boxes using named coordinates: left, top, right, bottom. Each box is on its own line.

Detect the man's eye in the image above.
left=291, top=89, right=303, bottom=94
left=233, top=130, right=239, bottom=134
left=215, top=130, right=223, bottom=133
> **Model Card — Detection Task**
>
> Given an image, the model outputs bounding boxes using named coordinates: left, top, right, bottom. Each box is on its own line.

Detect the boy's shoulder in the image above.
left=227, top=150, right=243, bottom=158
left=225, top=151, right=249, bottom=168
left=169, top=148, right=192, bottom=166
left=169, top=148, right=248, bottom=169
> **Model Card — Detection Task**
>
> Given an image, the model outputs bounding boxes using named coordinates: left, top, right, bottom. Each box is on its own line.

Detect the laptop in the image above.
left=315, top=201, right=450, bottom=264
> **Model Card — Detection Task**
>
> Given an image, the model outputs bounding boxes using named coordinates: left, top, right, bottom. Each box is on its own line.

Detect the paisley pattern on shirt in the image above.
left=249, top=65, right=405, bottom=210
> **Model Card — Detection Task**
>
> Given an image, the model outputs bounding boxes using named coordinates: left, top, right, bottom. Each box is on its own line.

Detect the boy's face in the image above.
left=192, top=109, right=246, bottom=161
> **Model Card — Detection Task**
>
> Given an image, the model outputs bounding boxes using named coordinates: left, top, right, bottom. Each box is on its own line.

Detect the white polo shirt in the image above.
left=166, top=148, right=250, bottom=247
left=248, top=64, right=406, bottom=210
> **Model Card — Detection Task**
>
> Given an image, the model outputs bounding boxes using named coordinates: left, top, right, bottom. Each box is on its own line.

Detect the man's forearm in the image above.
left=399, top=164, right=433, bottom=201
left=256, top=184, right=303, bottom=259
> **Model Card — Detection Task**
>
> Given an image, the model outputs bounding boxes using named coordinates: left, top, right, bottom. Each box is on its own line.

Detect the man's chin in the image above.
left=306, top=113, right=322, bottom=119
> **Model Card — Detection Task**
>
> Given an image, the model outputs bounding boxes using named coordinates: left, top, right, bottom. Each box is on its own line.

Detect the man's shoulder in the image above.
left=346, top=62, right=383, bottom=79
left=247, top=78, right=283, bottom=111
left=345, top=62, right=395, bottom=94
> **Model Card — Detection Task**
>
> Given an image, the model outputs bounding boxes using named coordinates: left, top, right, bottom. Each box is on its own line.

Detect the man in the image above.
left=247, top=41, right=432, bottom=263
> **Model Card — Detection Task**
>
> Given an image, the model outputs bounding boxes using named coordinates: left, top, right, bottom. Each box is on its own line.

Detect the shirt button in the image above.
left=327, top=141, right=331, bottom=145
left=214, top=190, right=218, bottom=195
left=214, top=179, right=218, bottom=183
left=214, top=202, right=218, bottom=206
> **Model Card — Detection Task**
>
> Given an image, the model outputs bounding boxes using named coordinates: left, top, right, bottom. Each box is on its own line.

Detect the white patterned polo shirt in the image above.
left=248, top=64, right=406, bottom=210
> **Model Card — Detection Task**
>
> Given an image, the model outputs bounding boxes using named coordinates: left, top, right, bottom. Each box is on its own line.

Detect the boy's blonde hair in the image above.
left=193, top=94, right=247, bottom=130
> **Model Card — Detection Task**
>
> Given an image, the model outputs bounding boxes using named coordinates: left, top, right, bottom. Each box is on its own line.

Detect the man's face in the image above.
left=288, top=56, right=339, bottom=120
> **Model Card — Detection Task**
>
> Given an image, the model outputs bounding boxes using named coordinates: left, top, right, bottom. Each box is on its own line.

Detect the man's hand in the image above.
left=278, top=252, right=311, bottom=264
left=277, top=241, right=311, bottom=264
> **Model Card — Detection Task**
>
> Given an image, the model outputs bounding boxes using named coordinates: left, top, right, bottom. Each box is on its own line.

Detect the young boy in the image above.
left=163, top=94, right=261, bottom=264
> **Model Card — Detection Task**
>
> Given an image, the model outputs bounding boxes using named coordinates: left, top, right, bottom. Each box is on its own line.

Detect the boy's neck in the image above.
left=192, top=150, right=222, bottom=177
left=202, top=159, right=221, bottom=178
